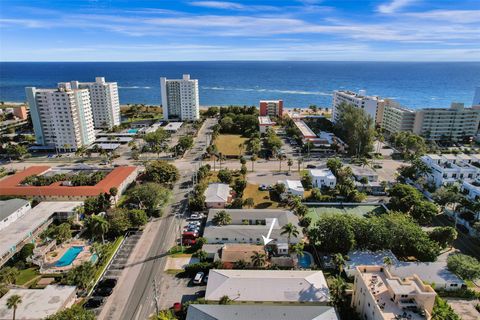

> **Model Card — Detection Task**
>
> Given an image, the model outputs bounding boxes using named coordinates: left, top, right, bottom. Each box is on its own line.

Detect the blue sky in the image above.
left=1, top=0, right=479, bottom=61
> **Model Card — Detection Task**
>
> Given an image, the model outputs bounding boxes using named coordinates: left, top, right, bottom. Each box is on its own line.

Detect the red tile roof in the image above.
left=0, top=166, right=137, bottom=198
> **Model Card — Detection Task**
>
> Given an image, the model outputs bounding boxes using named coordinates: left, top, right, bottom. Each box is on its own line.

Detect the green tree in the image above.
left=219, top=295, right=232, bottom=305
left=334, top=103, right=375, bottom=157
left=431, top=296, right=460, bottom=320
left=155, top=310, right=178, bottom=320
left=332, top=253, right=346, bottom=274
left=85, top=215, right=109, bottom=243
left=273, top=182, right=286, bottom=196
left=250, top=251, right=267, bottom=267
left=243, top=197, right=254, bottom=208
left=194, top=250, right=208, bottom=262
left=432, top=186, right=463, bottom=212
left=280, top=223, right=299, bottom=247
left=429, top=227, right=458, bottom=249
left=6, top=294, right=22, bottom=320
left=55, top=223, right=72, bottom=243
left=107, top=209, right=132, bottom=236
left=308, top=214, right=355, bottom=254
left=326, top=157, right=343, bottom=176
left=212, top=210, right=232, bottom=226
left=109, top=187, right=118, bottom=205
left=410, top=201, right=438, bottom=225
left=250, top=154, right=258, bottom=172
left=16, top=243, right=34, bottom=262
left=62, top=262, right=96, bottom=290
left=234, top=259, right=248, bottom=269
left=145, top=161, right=179, bottom=186
left=287, top=158, right=293, bottom=172
left=143, top=128, right=169, bottom=157
left=329, top=276, right=347, bottom=308
left=45, top=304, right=95, bottom=320
left=447, top=254, right=480, bottom=280
left=128, top=209, right=148, bottom=227
left=178, top=135, right=194, bottom=151
left=388, top=184, right=423, bottom=212
left=383, top=256, right=394, bottom=271
left=0, top=267, right=19, bottom=285
left=127, top=183, right=171, bottom=216
left=217, top=169, right=233, bottom=184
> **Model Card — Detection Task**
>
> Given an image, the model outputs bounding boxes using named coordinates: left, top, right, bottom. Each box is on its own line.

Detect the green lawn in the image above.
left=214, top=134, right=248, bottom=156
left=15, top=267, right=39, bottom=285
left=242, top=183, right=283, bottom=209
left=306, top=204, right=386, bottom=228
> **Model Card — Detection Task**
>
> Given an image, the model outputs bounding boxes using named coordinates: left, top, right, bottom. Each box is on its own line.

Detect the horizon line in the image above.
left=2, top=60, right=480, bottom=63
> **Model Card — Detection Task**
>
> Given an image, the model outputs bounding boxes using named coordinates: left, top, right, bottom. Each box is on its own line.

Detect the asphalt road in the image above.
left=118, top=119, right=216, bottom=319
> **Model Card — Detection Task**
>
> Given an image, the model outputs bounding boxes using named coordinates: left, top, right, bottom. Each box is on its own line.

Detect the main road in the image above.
left=98, top=118, right=216, bottom=320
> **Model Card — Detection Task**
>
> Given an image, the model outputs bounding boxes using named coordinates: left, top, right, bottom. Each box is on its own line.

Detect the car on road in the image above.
left=193, top=272, right=204, bottom=285
left=84, top=297, right=105, bottom=309
left=306, top=164, right=316, bottom=169
left=203, top=275, right=209, bottom=284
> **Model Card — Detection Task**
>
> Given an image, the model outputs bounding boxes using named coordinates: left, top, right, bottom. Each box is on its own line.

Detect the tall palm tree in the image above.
left=329, top=276, right=347, bottom=307
left=278, top=154, right=286, bottom=172
left=212, top=210, right=232, bottom=226
left=297, top=158, right=303, bottom=171
left=287, top=158, right=293, bottom=172
left=250, top=252, right=267, bottom=267
left=280, top=223, right=299, bottom=247
left=6, top=294, right=22, bottom=320
left=88, top=215, right=109, bottom=244
left=250, top=154, right=257, bottom=172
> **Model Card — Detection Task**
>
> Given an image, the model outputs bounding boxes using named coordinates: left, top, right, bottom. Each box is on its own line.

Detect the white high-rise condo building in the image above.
left=160, top=74, right=200, bottom=121
left=332, top=90, right=385, bottom=124
left=69, top=77, right=120, bottom=129
left=473, top=86, right=480, bottom=106
left=25, top=83, right=95, bottom=152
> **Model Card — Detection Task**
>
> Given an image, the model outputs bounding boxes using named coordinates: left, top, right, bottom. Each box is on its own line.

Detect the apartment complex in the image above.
left=26, top=83, right=95, bottom=151
left=69, top=77, right=120, bottom=129
left=332, top=90, right=384, bottom=124
left=420, top=154, right=480, bottom=188
left=351, top=265, right=436, bottom=320
left=380, top=101, right=417, bottom=134
left=160, top=74, right=200, bottom=121
left=259, top=100, right=283, bottom=117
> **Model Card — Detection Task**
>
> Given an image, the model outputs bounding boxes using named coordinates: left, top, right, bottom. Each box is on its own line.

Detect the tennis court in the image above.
left=306, top=204, right=386, bottom=227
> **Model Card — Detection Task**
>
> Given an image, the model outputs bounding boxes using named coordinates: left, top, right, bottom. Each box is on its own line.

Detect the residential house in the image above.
left=204, top=183, right=233, bottom=208
left=309, top=169, right=336, bottom=189
left=277, top=179, right=305, bottom=199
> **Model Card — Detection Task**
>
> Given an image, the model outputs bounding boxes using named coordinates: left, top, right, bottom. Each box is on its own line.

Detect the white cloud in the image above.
left=406, top=10, right=480, bottom=23
left=189, top=1, right=278, bottom=11
left=377, top=0, right=415, bottom=14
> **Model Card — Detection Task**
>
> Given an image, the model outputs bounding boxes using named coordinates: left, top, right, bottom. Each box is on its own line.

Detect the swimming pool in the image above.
left=298, top=252, right=313, bottom=268
left=127, top=129, right=138, bottom=134
left=55, top=246, right=83, bottom=267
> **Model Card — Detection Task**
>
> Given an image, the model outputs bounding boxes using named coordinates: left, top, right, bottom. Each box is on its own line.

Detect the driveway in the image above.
left=445, top=298, right=480, bottom=320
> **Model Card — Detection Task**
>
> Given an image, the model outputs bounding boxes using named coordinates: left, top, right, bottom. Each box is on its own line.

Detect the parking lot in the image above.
left=87, top=231, right=143, bottom=316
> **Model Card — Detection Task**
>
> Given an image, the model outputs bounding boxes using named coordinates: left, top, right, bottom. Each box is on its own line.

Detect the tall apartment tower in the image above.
left=473, top=86, right=480, bottom=106
left=332, top=90, right=384, bottom=124
left=70, top=77, right=120, bottom=129
left=259, top=100, right=283, bottom=117
left=25, top=83, right=95, bottom=152
left=160, top=74, right=200, bottom=121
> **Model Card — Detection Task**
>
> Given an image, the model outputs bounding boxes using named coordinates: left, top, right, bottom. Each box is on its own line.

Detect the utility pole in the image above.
left=153, top=279, right=159, bottom=315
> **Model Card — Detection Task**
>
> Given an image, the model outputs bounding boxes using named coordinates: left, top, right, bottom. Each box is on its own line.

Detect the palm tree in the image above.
left=329, top=276, right=347, bottom=307
left=87, top=215, right=109, bottom=244
left=287, top=158, right=293, bottom=172
left=109, top=187, right=118, bottom=205
left=243, top=197, right=254, bottom=208
left=250, top=252, right=267, bottom=267
left=383, top=256, right=394, bottom=271
left=234, top=259, right=248, bottom=269
left=219, top=295, right=232, bottom=305
left=6, top=294, right=22, bottom=320
left=278, top=154, right=286, bottom=172
left=290, top=241, right=305, bottom=256
left=212, top=210, right=232, bottom=226
left=280, top=223, right=299, bottom=247
left=250, top=154, right=257, bottom=172
left=332, top=253, right=346, bottom=274
left=297, top=158, right=303, bottom=171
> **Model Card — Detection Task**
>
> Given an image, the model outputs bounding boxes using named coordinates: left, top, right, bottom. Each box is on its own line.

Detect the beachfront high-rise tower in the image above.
left=25, top=83, right=96, bottom=152
left=473, top=86, right=480, bottom=107
left=160, top=74, right=200, bottom=121
left=70, top=77, right=121, bottom=129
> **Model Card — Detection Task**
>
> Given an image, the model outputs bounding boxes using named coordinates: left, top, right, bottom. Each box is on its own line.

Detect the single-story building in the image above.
left=0, top=198, right=31, bottom=231
left=186, top=305, right=339, bottom=320
left=205, top=269, right=330, bottom=304
left=309, top=169, right=336, bottom=189
left=349, top=165, right=379, bottom=182
left=258, top=116, right=276, bottom=134
left=0, top=285, right=76, bottom=320
left=277, top=179, right=304, bottom=199
left=219, top=244, right=266, bottom=268
left=204, top=209, right=303, bottom=251
left=204, top=183, right=233, bottom=208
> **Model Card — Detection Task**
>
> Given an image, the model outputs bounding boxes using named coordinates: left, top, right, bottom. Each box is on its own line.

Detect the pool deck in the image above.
left=42, top=240, right=94, bottom=273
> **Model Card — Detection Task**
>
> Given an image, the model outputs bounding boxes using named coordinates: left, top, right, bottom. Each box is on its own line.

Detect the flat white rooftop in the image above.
left=258, top=116, right=275, bottom=125
left=294, top=120, right=317, bottom=138
left=164, top=122, right=183, bottom=131
left=0, top=285, right=76, bottom=320
left=0, top=202, right=82, bottom=258
left=309, top=169, right=335, bottom=179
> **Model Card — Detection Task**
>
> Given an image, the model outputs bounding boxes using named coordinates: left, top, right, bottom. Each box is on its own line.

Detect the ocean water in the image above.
left=1, top=61, right=479, bottom=108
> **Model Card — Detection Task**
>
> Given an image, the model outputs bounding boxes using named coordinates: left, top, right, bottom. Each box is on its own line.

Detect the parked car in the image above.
left=189, top=213, right=205, bottom=220
left=97, top=278, right=117, bottom=289
left=193, top=272, right=205, bottom=285
left=306, top=164, right=316, bottom=169
left=188, top=221, right=201, bottom=226
left=182, top=238, right=196, bottom=246
left=84, top=297, right=105, bottom=309
left=93, top=286, right=113, bottom=297
left=259, top=184, right=268, bottom=191
left=172, top=302, right=182, bottom=313
left=203, top=275, right=209, bottom=284
left=182, top=231, right=199, bottom=239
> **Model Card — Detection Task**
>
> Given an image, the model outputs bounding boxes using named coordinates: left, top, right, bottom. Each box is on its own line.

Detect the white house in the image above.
left=420, top=154, right=480, bottom=188
left=204, top=183, right=232, bottom=208
left=461, top=180, right=480, bottom=202
left=309, top=169, right=336, bottom=189
left=277, top=179, right=305, bottom=199
left=0, top=198, right=31, bottom=231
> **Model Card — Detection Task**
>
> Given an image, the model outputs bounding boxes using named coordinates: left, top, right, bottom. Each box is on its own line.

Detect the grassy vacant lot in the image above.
left=214, top=134, right=248, bottom=156
left=15, top=267, right=39, bottom=286
left=242, top=183, right=284, bottom=209
left=306, top=204, right=386, bottom=228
